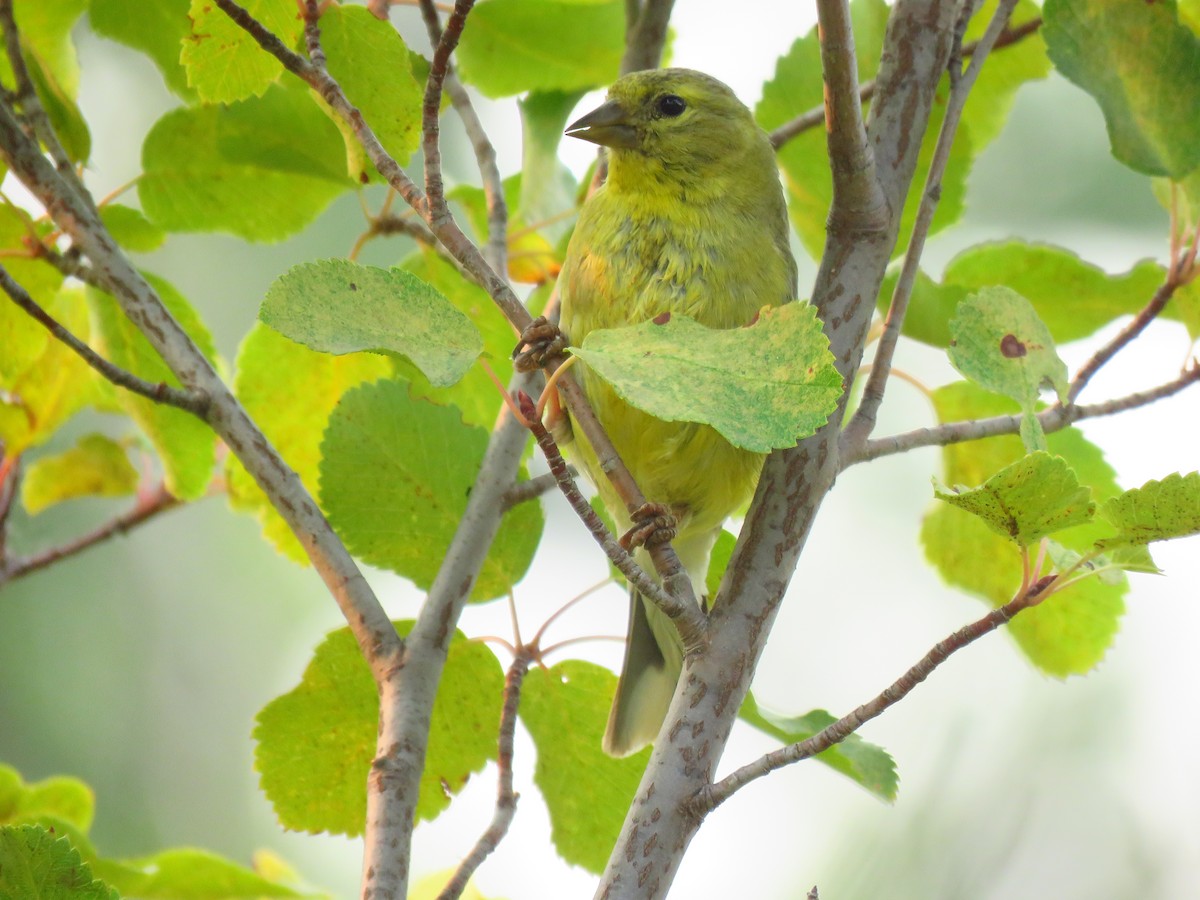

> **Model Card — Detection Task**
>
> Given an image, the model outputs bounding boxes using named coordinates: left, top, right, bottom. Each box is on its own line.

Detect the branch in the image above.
left=694, top=578, right=1046, bottom=813
left=435, top=648, right=530, bottom=900
left=1068, top=279, right=1178, bottom=403
left=500, top=469, right=572, bottom=511
left=768, top=16, right=1044, bottom=150
left=841, top=0, right=1020, bottom=455
left=620, top=0, right=675, bottom=74
left=0, top=483, right=181, bottom=586
left=0, top=265, right=210, bottom=416
left=851, top=361, right=1200, bottom=464
left=515, top=393, right=706, bottom=651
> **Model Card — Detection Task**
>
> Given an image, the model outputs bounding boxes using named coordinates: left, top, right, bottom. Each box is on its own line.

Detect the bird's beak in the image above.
left=565, top=99, right=638, bottom=150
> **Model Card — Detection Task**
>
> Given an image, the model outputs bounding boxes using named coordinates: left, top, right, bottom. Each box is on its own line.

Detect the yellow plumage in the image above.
left=558, top=69, right=796, bottom=756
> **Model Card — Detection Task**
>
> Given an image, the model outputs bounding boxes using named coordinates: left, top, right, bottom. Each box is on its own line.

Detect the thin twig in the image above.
left=1069, top=281, right=1179, bottom=403
left=501, top=470, right=572, bottom=510
left=0, top=265, right=210, bottom=416
left=515, top=392, right=707, bottom=652
left=841, top=0, right=1019, bottom=457
left=769, top=16, right=1043, bottom=150
left=694, top=576, right=1050, bottom=813
left=0, top=483, right=181, bottom=585
left=420, top=0, right=475, bottom=226
left=435, top=648, right=530, bottom=900
left=849, top=361, right=1200, bottom=465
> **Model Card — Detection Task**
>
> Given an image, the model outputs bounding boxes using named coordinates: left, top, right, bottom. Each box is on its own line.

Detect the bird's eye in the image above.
left=656, top=94, right=687, bottom=118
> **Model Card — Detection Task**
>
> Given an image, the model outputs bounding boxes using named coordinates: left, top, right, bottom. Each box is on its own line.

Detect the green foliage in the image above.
left=922, top=384, right=1126, bottom=676
left=574, top=303, right=842, bottom=452
left=456, top=0, right=625, bottom=97
left=181, top=0, right=299, bottom=103
left=739, top=694, right=899, bottom=802
left=933, top=452, right=1096, bottom=547
left=0, top=825, right=117, bottom=900
left=318, top=5, right=422, bottom=180
left=1098, top=472, right=1200, bottom=547
left=518, top=661, right=650, bottom=873
left=20, top=434, right=138, bottom=514
left=319, top=379, right=541, bottom=601
left=89, top=0, right=194, bottom=99
left=254, top=622, right=503, bottom=834
left=880, top=241, right=1169, bottom=348
left=226, top=322, right=393, bottom=562
left=86, top=275, right=218, bottom=501
left=1044, top=0, right=1200, bottom=177
left=139, top=82, right=352, bottom=242
left=97, top=205, right=166, bottom=254
left=0, top=765, right=94, bottom=833
left=947, top=287, right=1068, bottom=449
left=261, top=259, right=482, bottom=385
left=757, top=0, right=1048, bottom=259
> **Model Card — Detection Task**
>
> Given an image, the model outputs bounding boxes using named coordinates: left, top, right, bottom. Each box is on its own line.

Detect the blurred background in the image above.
left=2, top=2, right=1197, bottom=898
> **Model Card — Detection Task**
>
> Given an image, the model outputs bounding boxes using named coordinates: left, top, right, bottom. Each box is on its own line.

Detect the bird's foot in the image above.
left=619, top=502, right=678, bottom=551
left=513, top=316, right=568, bottom=373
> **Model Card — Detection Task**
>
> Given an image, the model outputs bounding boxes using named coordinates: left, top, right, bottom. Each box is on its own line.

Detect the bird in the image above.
left=555, top=68, right=797, bottom=756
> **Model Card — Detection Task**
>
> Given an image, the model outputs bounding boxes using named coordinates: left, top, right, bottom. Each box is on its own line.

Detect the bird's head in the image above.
left=566, top=69, right=769, bottom=192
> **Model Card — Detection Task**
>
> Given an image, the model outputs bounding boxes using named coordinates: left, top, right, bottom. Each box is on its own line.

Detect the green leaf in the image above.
left=0, top=765, right=94, bottom=833
left=1044, top=0, right=1200, bottom=177
left=0, top=825, right=117, bottom=900
left=399, top=248, right=515, bottom=430
left=318, top=5, right=422, bottom=180
left=226, top=322, right=392, bottom=562
left=704, top=529, right=737, bottom=599
left=1098, top=472, right=1200, bottom=547
left=518, top=661, right=649, bottom=874
left=884, top=241, right=1170, bottom=348
left=86, top=274, right=217, bottom=501
left=519, top=91, right=584, bottom=242
left=0, top=283, right=97, bottom=457
left=182, top=0, right=300, bottom=103
left=738, top=694, right=898, bottom=802
left=921, top=383, right=1125, bottom=676
left=0, top=204, right=67, bottom=382
left=574, top=303, right=842, bottom=453
left=456, top=0, right=624, bottom=98
left=260, top=259, right=482, bottom=387
left=20, top=434, right=138, bottom=515
left=948, top=286, right=1067, bottom=449
left=93, top=848, right=314, bottom=899
left=319, top=379, right=540, bottom=601
left=254, top=622, right=503, bottom=835
left=934, top=451, right=1096, bottom=546
left=139, top=82, right=352, bottom=243
left=0, top=0, right=87, bottom=97
left=25, top=45, right=90, bottom=164
left=89, top=0, right=195, bottom=99
left=99, top=204, right=166, bottom=253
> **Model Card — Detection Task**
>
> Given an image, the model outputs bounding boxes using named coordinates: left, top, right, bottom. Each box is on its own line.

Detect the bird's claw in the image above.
left=619, top=502, right=677, bottom=551
left=513, top=316, right=568, bottom=373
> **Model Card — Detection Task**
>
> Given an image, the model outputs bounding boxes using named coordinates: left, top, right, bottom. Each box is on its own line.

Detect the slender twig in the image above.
left=420, top=0, right=475, bottom=226
left=0, top=484, right=181, bottom=585
left=415, top=0, right=508, bottom=273
left=435, top=648, right=530, bottom=900
left=0, top=455, right=18, bottom=564
left=849, top=361, right=1200, bottom=464
left=0, top=265, right=210, bottom=416
left=693, top=576, right=1050, bottom=814
left=515, top=392, right=707, bottom=651
left=1068, top=280, right=1177, bottom=403
left=841, top=0, right=1018, bottom=457
left=769, top=17, right=1043, bottom=150
left=501, top=470, right=572, bottom=510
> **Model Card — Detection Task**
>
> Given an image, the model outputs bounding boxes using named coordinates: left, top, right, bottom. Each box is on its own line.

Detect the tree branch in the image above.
left=594, top=2, right=960, bottom=896
left=0, top=265, right=210, bottom=416
left=620, top=0, right=675, bottom=74
left=694, top=576, right=1048, bottom=813
left=434, top=648, right=531, bottom=900
left=0, top=483, right=181, bottom=586
left=841, top=0, right=1020, bottom=456
left=850, top=361, right=1200, bottom=464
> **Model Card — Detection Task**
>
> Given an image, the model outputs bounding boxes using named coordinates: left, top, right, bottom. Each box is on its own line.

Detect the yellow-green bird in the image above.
left=558, top=69, right=797, bottom=756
